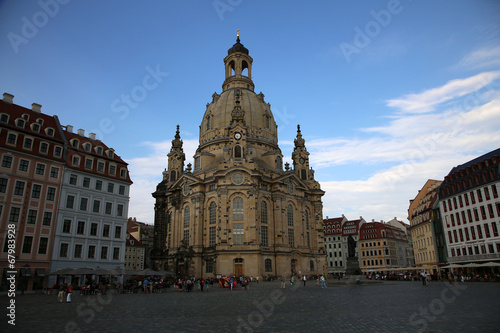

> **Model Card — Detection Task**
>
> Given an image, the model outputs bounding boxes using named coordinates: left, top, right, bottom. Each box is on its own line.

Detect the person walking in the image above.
left=302, top=275, right=307, bottom=286
left=57, top=282, right=65, bottom=303
left=66, top=284, right=73, bottom=303
left=320, top=275, right=327, bottom=288
left=280, top=276, right=285, bottom=289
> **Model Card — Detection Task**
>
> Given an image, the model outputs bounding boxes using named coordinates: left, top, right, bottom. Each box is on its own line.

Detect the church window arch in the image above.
left=194, top=156, right=201, bottom=171
left=234, top=145, right=242, bottom=158
left=233, top=196, right=244, bottom=221
left=184, top=206, right=190, bottom=228
left=261, top=201, right=268, bottom=224
left=170, top=170, right=176, bottom=182
left=209, top=202, right=217, bottom=224
left=265, top=258, right=272, bottom=272
left=275, top=156, right=282, bottom=170
left=310, top=260, right=315, bottom=271
left=301, top=169, right=307, bottom=180
left=304, top=210, right=310, bottom=229
left=287, top=204, right=294, bottom=226
left=206, top=115, right=212, bottom=130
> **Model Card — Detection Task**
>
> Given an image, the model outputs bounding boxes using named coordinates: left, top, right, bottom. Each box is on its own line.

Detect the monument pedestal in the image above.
left=345, top=257, right=361, bottom=276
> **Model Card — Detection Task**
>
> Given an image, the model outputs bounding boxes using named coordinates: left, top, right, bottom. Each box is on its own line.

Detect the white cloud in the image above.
left=452, top=46, right=500, bottom=71
left=386, top=71, right=500, bottom=114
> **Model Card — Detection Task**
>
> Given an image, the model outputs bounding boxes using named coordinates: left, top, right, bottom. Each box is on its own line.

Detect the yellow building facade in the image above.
left=409, top=179, right=442, bottom=274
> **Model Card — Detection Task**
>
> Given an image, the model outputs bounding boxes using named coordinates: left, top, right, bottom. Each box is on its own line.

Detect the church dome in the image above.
left=227, top=36, right=249, bottom=55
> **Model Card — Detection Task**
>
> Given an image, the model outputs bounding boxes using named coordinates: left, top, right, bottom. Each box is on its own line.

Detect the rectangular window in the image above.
left=119, top=185, right=125, bottom=195
left=93, top=200, right=100, bottom=213
left=74, top=244, right=82, bottom=258
left=105, top=202, right=112, bottom=215
left=114, top=226, right=121, bottom=239
left=83, top=177, right=90, bottom=188
left=24, top=137, right=33, bottom=149
left=477, top=189, right=483, bottom=202
left=101, top=246, right=108, bottom=259
left=492, top=185, right=498, bottom=198
left=265, top=259, right=272, bottom=272
left=484, top=187, right=490, bottom=200
left=117, top=204, right=124, bottom=217
left=9, top=207, right=20, bottom=222
left=233, top=223, right=244, bottom=245
left=88, top=245, right=96, bottom=258
left=261, top=225, right=268, bottom=247
left=66, top=195, right=75, bottom=209
left=113, top=247, right=120, bottom=260
left=18, top=159, right=29, bottom=172
left=107, top=183, right=114, bottom=193
left=492, top=222, right=499, bottom=237
left=50, top=167, right=59, bottom=178
left=1, top=155, right=13, bottom=168
left=109, top=165, right=116, bottom=175
left=42, top=211, right=52, bottom=226
left=54, top=146, right=62, bottom=157
left=477, top=225, right=483, bottom=239
left=31, top=184, right=41, bottom=199
left=77, top=221, right=85, bottom=235
left=63, top=219, right=72, bottom=233
left=38, top=237, right=48, bottom=254
left=484, top=224, right=491, bottom=238
left=14, top=181, right=25, bottom=195
left=103, top=225, right=110, bottom=237
left=183, top=229, right=190, bottom=246
left=209, top=226, right=216, bottom=247
left=85, top=159, right=92, bottom=169
left=288, top=228, right=295, bottom=247
left=27, top=209, right=37, bottom=224
left=206, top=259, right=214, bottom=273
left=59, top=243, right=69, bottom=257
left=22, top=236, right=33, bottom=253
left=307, top=232, right=310, bottom=247
left=95, top=180, right=102, bottom=190
left=6, top=134, right=16, bottom=145
left=97, top=162, right=105, bottom=173
left=35, top=163, right=45, bottom=175
left=80, top=197, right=88, bottom=211
left=69, top=174, right=77, bottom=185
left=90, top=223, right=98, bottom=236
left=0, top=178, right=7, bottom=193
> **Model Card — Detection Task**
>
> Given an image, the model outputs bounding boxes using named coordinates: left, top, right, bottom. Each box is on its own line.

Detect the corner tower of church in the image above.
left=152, top=33, right=326, bottom=279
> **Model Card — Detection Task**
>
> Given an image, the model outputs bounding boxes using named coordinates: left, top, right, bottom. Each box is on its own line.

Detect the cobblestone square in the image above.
left=2, top=280, right=500, bottom=333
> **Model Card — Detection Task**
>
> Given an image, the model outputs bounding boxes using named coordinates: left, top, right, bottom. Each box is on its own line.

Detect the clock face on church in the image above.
left=299, top=158, right=305, bottom=164
left=234, top=132, right=242, bottom=140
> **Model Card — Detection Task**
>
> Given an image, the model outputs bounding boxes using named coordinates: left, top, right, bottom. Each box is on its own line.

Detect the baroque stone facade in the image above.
left=152, top=35, right=326, bottom=279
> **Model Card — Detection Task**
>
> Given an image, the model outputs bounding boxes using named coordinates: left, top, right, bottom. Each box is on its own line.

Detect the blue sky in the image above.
left=1, top=0, right=499, bottom=224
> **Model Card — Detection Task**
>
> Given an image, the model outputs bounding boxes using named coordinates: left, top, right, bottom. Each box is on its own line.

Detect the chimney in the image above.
left=66, top=125, right=73, bottom=133
left=89, top=132, right=96, bottom=140
left=31, top=103, right=42, bottom=113
left=2, top=93, right=14, bottom=104
left=77, top=129, right=85, bottom=137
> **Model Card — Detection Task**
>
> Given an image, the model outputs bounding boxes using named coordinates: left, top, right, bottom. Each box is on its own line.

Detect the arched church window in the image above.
left=233, top=196, right=244, bottom=221
left=305, top=211, right=309, bottom=229
left=301, top=169, right=307, bottom=180
left=234, top=145, right=242, bottom=158
left=184, top=206, right=190, bottom=228
left=265, top=116, right=269, bottom=129
left=206, top=116, right=211, bottom=130
left=194, top=156, right=201, bottom=170
left=170, top=170, right=176, bottom=181
left=209, top=202, right=217, bottom=224
left=265, top=258, right=272, bottom=272
left=287, top=204, right=293, bottom=226
left=310, top=260, right=315, bottom=271
left=261, top=201, right=268, bottom=224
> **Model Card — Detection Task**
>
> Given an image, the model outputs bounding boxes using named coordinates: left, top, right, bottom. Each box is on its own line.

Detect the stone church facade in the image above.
left=152, top=35, right=326, bottom=279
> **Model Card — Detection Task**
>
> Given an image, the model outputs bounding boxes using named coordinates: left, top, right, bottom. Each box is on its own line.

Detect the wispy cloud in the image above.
left=451, top=46, right=500, bottom=71
left=386, top=71, right=500, bottom=114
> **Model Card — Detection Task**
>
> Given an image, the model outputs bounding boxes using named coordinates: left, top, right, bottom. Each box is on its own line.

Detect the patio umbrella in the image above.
left=49, top=268, right=77, bottom=275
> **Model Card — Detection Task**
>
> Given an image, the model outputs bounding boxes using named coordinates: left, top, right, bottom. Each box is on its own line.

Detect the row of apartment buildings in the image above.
left=324, top=148, right=500, bottom=277
left=0, top=93, right=133, bottom=291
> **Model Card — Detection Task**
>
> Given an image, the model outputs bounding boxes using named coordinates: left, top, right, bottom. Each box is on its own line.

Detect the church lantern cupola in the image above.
left=166, top=125, right=185, bottom=182
left=223, top=30, right=254, bottom=91
left=292, top=124, right=311, bottom=181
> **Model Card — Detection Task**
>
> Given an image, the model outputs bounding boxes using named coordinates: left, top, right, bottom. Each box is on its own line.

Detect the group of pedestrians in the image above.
left=279, top=275, right=328, bottom=288
left=56, top=282, right=73, bottom=303
left=175, top=277, right=215, bottom=292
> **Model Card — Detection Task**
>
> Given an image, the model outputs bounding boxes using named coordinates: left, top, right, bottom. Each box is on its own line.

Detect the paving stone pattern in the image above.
left=2, top=280, right=500, bottom=332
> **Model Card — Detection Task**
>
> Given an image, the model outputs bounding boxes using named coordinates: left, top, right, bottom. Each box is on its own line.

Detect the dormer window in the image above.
left=46, top=128, right=55, bottom=137
left=0, top=114, right=8, bottom=123
left=31, top=123, right=40, bottom=132
left=107, top=149, right=114, bottom=158
left=22, top=114, right=29, bottom=121
left=96, top=146, right=103, bottom=155
left=84, top=143, right=91, bottom=152
left=71, top=139, right=79, bottom=148
left=16, top=119, right=25, bottom=128
left=36, top=118, right=44, bottom=125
